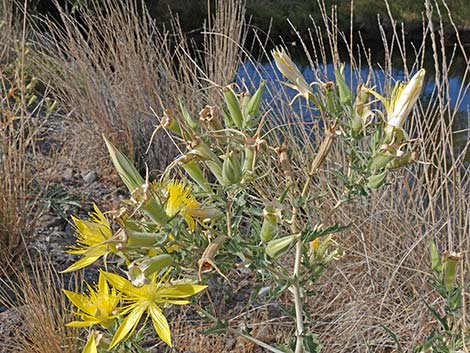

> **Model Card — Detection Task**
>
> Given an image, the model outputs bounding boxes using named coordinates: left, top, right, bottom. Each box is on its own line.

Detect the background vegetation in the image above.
left=0, top=0, right=469, bottom=352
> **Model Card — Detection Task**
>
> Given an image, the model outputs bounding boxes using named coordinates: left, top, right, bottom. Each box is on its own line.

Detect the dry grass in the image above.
left=0, top=256, right=81, bottom=353
left=243, top=0, right=470, bottom=351
left=33, top=0, right=247, bottom=175
left=1, top=0, right=468, bottom=352
left=0, top=0, right=43, bottom=269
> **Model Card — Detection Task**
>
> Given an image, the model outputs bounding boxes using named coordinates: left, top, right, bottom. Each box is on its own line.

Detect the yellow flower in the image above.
left=104, top=271, right=207, bottom=348
left=63, top=272, right=120, bottom=329
left=62, top=204, right=116, bottom=273
left=272, top=46, right=313, bottom=101
left=368, top=69, right=425, bottom=141
left=165, top=180, right=220, bottom=231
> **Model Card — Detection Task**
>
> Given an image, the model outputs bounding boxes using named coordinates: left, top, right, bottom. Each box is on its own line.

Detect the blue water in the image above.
left=236, top=59, right=470, bottom=114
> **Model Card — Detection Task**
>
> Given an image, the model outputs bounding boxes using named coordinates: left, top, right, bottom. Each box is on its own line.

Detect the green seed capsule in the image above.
left=224, top=88, right=243, bottom=128
left=260, top=206, right=278, bottom=242
left=222, top=150, right=242, bottom=186
left=246, top=81, right=266, bottom=118
left=266, top=234, right=298, bottom=258
left=368, top=171, right=387, bottom=189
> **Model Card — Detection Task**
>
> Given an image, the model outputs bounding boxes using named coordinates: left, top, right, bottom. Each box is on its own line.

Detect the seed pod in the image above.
left=443, top=251, right=462, bottom=293
left=368, top=152, right=394, bottom=172
left=242, top=137, right=256, bottom=182
left=179, top=99, right=198, bottom=132
left=205, top=160, right=225, bottom=185
left=223, top=87, right=243, bottom=128
left=179, top=157, right=212, bottom=193
left=334, top=64, right=352, bottom=105
left=222, top=149, right=242, bottom=186
left=265, top=234, right=298, bottom=258
left=260, top=206, right=279, bottom=242
left=191, top=139, right=221, bottom=164
left=386, top=151, right=418, bottom=170
left=245, top=81, right=266, bottom=118
left=199, top=105, right=223, bottom=131
left=368, top=171, right=387, bottom=189
left=128, top=254, right=172, bottom=286
left=430, top=240, right=442, bottom=273
left=162, top=109, right=182, bottom=136
left=104, top=136, right=169, bottom=225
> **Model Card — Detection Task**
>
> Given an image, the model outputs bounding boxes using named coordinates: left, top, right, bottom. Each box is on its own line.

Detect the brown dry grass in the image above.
left=33, top=0, right=247, bottom=176
left=2, top=0, right=468, bottom=352
left=0, top=0, right=43, bottom=269
left=0, top=256, right=81, bottom=353
left=245, top=1, right=470, bottom=352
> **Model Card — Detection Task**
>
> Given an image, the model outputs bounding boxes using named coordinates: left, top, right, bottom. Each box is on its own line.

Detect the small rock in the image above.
left=40, top=214, right=64, bottom=229
left=62, top=168, right=74, bottom=182
left=224, top=337, right=236, bottom=351
left=82, top=171, right=98, bottom=184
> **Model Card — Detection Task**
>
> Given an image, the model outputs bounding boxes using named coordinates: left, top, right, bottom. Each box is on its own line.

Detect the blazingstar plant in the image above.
left=62, top=47, right=425, bottom=353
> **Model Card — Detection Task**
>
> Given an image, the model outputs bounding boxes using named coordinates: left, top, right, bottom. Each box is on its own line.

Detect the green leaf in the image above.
left=380, top=324, right=402, bottom=353
left=430, top=240, right=442, bottom=273
left=423, top=300, right=449, bottom=331
left=303, top=333, right=322, bottom=353
left=301, top=224, right=350, bottom=243
left=198, top=319, right=229, bottom=335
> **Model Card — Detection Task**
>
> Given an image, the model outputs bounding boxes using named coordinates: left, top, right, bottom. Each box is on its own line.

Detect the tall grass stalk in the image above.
left=0, top=257, right=81, bottom=353
left=0, top=0, right=42, bottom=269
left=227, top=0, right=470, bottom=350
left=34, top=0, right=247, bottom=174
left=23, top=0, right=470, bottom=351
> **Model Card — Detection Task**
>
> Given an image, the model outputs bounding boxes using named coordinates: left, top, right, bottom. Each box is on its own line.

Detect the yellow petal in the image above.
left=66, top=320, right=100, bottom=328
left=63, top=290, right=91, bottom=313
left=98, top=271, right=109, bottom=294
left=61, top=255, right=101, bottom=273
left=157, top=284, right=207, bottom=299
left=105, top=272, right=142, bottom=297
left=149, top=304, right=172, bottom=346
left=82, top=331, right=98, bottom=353
left=109, top=306, right=146, bottom=350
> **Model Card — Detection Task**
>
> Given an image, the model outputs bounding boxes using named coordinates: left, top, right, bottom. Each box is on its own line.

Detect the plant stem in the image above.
left=293, top=233, right=305, bottom=353
left=281, top=125, right=336, bottom=353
